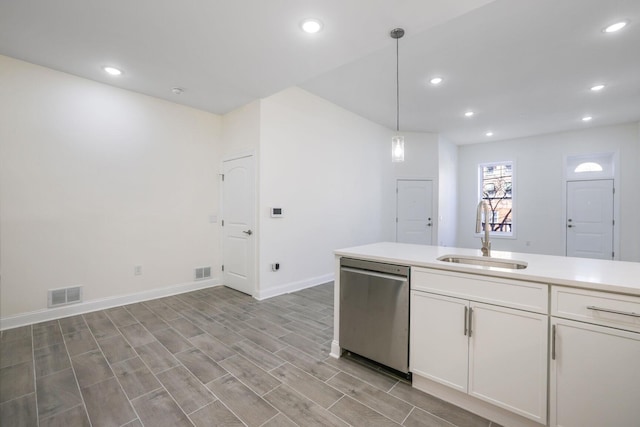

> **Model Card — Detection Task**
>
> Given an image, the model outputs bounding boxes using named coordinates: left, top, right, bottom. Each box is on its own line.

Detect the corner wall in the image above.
left=0, top=56, right=223, bottom=323
left=438, top=136, right=458, bottom=247
left=256, top=87, right=393, bottom=298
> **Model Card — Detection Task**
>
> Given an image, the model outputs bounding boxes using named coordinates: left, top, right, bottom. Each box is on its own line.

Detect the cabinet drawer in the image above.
left=552, top=287, right=640, bottom=333
left=412, top=267, right=548, bottom=314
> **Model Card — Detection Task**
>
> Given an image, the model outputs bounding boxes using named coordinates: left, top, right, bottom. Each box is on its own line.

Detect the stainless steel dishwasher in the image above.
left=339, top=257, right=410, bottom=377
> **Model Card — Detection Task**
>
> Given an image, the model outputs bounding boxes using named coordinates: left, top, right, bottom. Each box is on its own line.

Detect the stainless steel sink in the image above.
left=437, top=255, right=527, bottom=270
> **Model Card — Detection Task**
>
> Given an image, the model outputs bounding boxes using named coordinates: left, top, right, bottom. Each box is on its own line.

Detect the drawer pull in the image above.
left=586, top=306, right=640, bottom=318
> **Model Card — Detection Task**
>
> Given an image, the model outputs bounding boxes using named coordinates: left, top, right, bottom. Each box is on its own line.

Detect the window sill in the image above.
left=474, top=232, right=516, bottom=240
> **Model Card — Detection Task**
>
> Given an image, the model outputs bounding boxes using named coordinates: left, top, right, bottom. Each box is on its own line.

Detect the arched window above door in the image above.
left=566, top=152, right=614, bottom=180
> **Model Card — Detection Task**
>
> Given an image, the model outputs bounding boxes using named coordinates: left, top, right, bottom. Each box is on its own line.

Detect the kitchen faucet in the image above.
left=476, top=200, right=491, bottom=257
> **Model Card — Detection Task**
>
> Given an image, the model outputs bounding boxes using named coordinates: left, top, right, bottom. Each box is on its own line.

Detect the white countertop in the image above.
left=335, top=242, right=640, bottom=297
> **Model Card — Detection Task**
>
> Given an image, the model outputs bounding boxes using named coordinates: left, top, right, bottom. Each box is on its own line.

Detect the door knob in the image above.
left=243, top=230, right=253, bottom=235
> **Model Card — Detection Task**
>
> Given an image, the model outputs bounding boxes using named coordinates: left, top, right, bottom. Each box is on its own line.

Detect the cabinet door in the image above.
left=410, top=291, right=469, bottom=392
left=550, top=318, right=640, bottom=427
left=468, top=302, right=548, bottom=424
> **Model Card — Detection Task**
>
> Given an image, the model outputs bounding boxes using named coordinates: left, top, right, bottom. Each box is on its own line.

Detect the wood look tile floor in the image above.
left=0, top=283, right=502, bottom=427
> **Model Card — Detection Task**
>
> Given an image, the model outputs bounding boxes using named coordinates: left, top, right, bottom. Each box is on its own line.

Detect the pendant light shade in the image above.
left=392, top=135, right=404, bottom=162
left=390, top=28, right=405, bottom=162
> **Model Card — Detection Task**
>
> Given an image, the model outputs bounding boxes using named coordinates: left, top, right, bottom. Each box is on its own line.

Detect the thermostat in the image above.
left=270, top=207, right=283, bottom=218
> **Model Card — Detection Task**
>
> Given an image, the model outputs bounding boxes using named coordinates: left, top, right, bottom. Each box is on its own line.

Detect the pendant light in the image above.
left=391, top=28, right=405, bottom=162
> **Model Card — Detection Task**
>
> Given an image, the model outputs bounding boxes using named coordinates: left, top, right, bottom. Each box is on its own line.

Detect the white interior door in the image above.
left=566, top=180, right=613, bottom=260
left=222, top=155, right=255, bottom=295
left=396, top=179, right=433, bottom=245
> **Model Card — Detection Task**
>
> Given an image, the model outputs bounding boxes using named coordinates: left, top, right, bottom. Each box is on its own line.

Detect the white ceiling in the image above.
left=1, top=0, right=639, bottom=144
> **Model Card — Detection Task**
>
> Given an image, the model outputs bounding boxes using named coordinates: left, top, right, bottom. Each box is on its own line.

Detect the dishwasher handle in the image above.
left=340, top=267, right=409, bottom=282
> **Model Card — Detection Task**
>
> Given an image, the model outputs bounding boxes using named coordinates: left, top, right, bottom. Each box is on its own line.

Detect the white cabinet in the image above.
left=411, top=292, right=469, bottom=392
left=468, top=302, right=547, bottom=423
left=550, top=287, right=640, bottom=427
left=411, top=278, right=548, bottom=424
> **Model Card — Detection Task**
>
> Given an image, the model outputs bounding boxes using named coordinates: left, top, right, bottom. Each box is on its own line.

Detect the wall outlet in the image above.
left=134, top=265, right=142, bottom=275
left=271, top=263, right=280, bottom=272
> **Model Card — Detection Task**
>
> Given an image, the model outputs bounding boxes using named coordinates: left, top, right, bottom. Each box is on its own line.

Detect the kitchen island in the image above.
left=332, top=242, right=640, bottom=427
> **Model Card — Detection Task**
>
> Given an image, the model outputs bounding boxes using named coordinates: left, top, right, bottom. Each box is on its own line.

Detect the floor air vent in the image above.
left=48, top=286, right=83, bottom=308
left=195, top=266, right=211, bottom=280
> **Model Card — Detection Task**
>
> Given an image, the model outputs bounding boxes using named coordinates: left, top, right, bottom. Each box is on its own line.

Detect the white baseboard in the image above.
left=254, top=273, right=334, bottom=300
left=330, top=340, right=341, bottom=359
left=0, top=278, right=221, bottom=331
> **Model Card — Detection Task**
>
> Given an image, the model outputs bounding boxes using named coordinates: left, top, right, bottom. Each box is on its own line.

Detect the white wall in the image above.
left=390, top=132, right=440, bottom=243
left=438, top=136, right=458, bottom=247
left=0, top=56, right=223, bottom=319
left=456, top=123, right=640, bottom=261
left=257, top=87, right=393, bottom=298
left=221, top=100, right=260, bottom=157
left=392, top=132, right=440, bottom=178
left=634, top=122, right=640, bottom=260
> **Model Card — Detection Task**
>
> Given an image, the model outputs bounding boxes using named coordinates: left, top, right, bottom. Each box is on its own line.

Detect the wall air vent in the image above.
left=195, top=266, right=212, bottom=280
left=48, top=286, right=83, bottom=308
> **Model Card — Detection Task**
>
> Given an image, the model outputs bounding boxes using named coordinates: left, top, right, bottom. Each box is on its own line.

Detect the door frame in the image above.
left=395, top=177, right=437, bottom=245
left=563, top=178, right=617, bottom=260
left=220, top=151, right=258, bottom=296
left=563, top=151, right=619, bottom=260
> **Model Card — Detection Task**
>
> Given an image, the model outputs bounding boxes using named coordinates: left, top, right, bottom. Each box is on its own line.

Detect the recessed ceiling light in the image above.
left=590, top=84, right=605, bottom=91
left=603, top=20, right=629, bottom=33
left=464, top=111, right=475, bottom=117
left=582, top=116, right=593, bottom=122
left=430, top=77, right=443, bottom=85
left=301, top=18, right=323, bottom=34
left=171, top=87, right=184, bottom=95
left=103, top=66, right=122, bottom=76
left=485, top=131, right=494, bottom=137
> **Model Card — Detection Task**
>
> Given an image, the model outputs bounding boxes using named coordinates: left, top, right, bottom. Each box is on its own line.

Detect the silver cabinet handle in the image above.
left=551, top=324, right=556, bottom=360
left=468, top=307, right=473, bottom=338
left=587, top=306, right=640, bottom=318
left=242, top=229, right=253, bottom=235
left=464, top=306, right=468, bottom=336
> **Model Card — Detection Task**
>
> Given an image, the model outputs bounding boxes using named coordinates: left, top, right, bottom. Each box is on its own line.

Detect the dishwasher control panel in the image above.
left=340, top=257, right=410, bottom=277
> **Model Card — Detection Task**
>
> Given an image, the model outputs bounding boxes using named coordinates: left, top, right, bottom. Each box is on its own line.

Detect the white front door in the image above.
left=222, top=155, right=255, bottom=295
left=566, top=180, right=614, bottom=260
left=396, top=179, right=433, bottom=245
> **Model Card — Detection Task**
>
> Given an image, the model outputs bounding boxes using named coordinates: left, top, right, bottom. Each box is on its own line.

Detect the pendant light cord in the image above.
left=390, top=28, right=404, bottom=135
left=396, top=35, right=400, bottom=132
